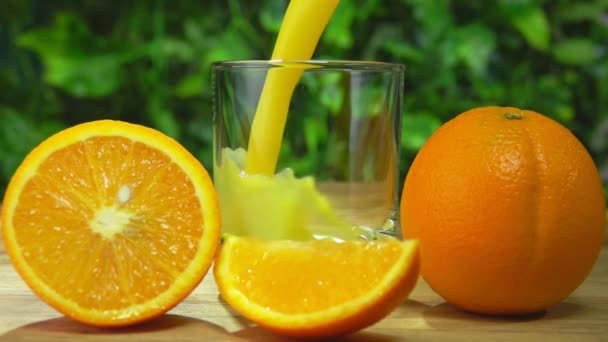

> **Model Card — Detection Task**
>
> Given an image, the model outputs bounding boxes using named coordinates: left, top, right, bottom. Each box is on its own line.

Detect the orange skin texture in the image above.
left=401, top=106, right=606, bottom=315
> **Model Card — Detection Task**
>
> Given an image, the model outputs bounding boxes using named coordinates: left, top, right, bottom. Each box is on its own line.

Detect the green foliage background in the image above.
left=1, top=0, right=607, bottom=200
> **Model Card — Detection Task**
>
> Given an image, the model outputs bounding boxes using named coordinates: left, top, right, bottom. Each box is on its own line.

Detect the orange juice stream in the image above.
left=215, top=0, right=359, bottom=241
left=245, top=0, right=339, bottom=175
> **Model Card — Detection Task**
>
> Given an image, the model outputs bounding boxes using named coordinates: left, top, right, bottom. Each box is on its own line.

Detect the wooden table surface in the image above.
left=1, top=234, right=607, bottom=341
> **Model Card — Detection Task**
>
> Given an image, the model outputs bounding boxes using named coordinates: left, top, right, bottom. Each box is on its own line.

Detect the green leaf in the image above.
left=17, top=13, right=91, bottom=56
left=450, top=24, right=496, bottom=75
left=0, top=107, right=66, bottom=193
left=43, top=54, right=123, bottom=98
left=175, top=73, right=204, bottom=98
left=17, top=12, right=143, bottom=97
left=401, top=112, right=442, bottom=152
left=402, top=0, right=452, bottom=43
left=320, top=85, right=344, bottom=114
left=200, top=28, right=255, bottom=96
left=322, top=1, right=356, bottom=49
left=381, top=40, right=425, bottom=63
left=259, top=0, right=287, bottom=33
left=354, top=0, right=380, bottom=20
left=364, top=24, right=404, bottom=60
left=204, top=29, right=254, bottom=64
left=162, top=37, right=194, bottom=62
left=184, top=19, right=206, bottom=45
left=553, top=38, right=598, bottom=65
left=316, top=73, right=344, bottom=114
left=553, top=105, right=575, bottom=123
left=150, top=108, right=181, bottom=140
left=304, top=116, right=327, bottom=154
left=499, top=0, right=550, bottom=51
left=352, top=86, right=386, bottom=118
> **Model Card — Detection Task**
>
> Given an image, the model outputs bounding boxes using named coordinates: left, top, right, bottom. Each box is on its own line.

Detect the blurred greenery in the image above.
left=0, top=0, right=607, bottom=200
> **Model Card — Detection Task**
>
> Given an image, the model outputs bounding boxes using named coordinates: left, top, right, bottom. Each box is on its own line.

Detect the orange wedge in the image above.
left=1, top=120, right=221, bottom=327
left=214, top=235, right=420, bottom=338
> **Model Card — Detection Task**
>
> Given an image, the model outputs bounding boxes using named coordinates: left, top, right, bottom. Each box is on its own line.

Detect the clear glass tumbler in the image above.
left=212, top=60, right=404, bottom=241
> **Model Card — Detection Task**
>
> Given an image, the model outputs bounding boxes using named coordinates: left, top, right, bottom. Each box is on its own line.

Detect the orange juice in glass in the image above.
left=212, top=60, right=404, bottom=241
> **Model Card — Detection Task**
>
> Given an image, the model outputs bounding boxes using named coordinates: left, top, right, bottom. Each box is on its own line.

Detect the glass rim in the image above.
left=211, top=59, right=404, bottom=72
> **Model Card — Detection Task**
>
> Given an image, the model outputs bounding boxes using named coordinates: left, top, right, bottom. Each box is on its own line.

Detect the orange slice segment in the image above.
left=1, top=120, right=221, bottom=327
left=214, top=235, right=420, bottom=338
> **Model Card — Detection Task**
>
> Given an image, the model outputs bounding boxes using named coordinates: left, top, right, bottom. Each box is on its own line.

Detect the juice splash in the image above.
left=215, top=148, right=363, bottom=241
left=215, top=0, right=372, bottom=240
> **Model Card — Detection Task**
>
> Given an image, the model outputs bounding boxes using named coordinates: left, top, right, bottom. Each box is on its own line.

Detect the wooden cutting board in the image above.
left=1, top=234, right=607, bottom=341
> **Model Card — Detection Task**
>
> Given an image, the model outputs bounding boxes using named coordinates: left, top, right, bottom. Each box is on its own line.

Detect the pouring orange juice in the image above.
left=213, top=0, right=404, bottom=241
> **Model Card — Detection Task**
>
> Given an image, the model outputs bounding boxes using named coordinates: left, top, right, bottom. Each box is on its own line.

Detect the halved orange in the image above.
left=214, top=235, right=420, bottom=338
left=1, top=120, right=221, bottom=327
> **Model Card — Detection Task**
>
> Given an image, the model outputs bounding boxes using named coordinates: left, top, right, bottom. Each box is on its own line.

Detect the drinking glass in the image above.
left=212, top=60, right=404, bottom=241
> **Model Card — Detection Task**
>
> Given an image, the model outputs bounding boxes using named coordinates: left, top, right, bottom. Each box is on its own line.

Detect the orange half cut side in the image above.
left=1, top=120, right=221, bottom=327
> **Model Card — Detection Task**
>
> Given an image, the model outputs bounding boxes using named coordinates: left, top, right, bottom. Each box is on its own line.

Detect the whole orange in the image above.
left=401, top=106, right=606, bottom=315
